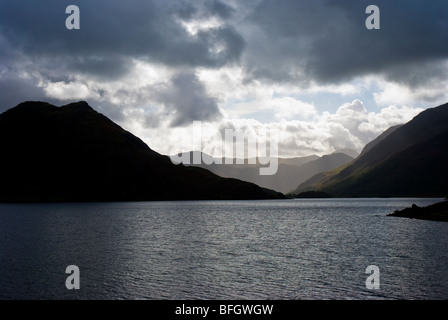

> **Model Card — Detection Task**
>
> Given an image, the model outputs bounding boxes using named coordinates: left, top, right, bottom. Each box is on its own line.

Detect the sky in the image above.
left=1, top=0, right=447, bottom=157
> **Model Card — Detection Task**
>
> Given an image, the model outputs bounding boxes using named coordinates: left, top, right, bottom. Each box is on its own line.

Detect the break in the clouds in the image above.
left=1, top=0, right=447, bottom=156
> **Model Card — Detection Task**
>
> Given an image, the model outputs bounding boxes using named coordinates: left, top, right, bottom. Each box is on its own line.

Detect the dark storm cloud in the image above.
left=245, top=0, right=448, bottom=85
left=0, top=0, right=245, bottom=115
left=383, top=61, right=448, bottom=89
left=1, top=0, right=447, bottom=113
left=1, top=0, right=447, bottom=85
left=155, top=72, right=223, bottom=127
left=67, top=55, right=134, bottom=80
left=205, top=0, right=235, bottom=19
left=0, top=0, right=244, bottom=72
left=174, top=0, right=235, bottom=20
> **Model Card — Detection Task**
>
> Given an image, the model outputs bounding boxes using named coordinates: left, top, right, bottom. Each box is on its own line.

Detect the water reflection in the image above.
left=0, top=199, right=446, bottom=299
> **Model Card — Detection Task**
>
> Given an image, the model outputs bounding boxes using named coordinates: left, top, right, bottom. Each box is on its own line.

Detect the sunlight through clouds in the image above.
left=0, top=0, right=446, bottom=158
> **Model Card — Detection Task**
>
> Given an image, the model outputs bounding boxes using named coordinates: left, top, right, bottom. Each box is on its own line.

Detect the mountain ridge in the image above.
left=292, top=102, right=448, bottom=197
left=177, top=151, right=354, bottom=193
left=0, top=101, right=285, bottom=202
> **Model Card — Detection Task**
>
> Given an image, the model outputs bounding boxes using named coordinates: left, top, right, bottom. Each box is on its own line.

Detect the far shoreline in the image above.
left=0, top=196, right=445, bottom=204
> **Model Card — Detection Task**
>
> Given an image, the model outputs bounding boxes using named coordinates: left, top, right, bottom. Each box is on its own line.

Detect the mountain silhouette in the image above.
left=0, top=101, right=285, bottom=202
left=293, top=102, right=448, bottom=197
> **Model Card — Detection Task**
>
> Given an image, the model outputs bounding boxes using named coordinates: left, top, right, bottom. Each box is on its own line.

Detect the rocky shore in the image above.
left=387, top=200, right=448, bottom=222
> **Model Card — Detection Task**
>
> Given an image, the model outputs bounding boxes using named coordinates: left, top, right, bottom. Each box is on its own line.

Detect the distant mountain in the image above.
left=293, top=102, right=448, bottom=197
left=335, top=148, right=359, bottom=159
left=0, top=101, right=284, bottom=202
left=290, top=153, right=354, bottom=191
left=278, top=155, right=320, bottom=167
left=179, top=151, right=354, bottom=193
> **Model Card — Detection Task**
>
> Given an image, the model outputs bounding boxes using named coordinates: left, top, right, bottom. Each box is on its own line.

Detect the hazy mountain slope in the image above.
left=0, top=101, right=284, bottom=202
left=180, top=151, right=354, bottom=193
left=293, top=102, right=448, bottom=197
left=278, top=155, right=320, bottom=166
left=335, top=148, right=359, bottom=159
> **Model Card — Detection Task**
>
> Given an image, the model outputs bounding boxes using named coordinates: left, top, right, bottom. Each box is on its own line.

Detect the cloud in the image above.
left=273, top=98, right=317, bottom=120
left=153, top=72, right=223, bottom=127
left=42, top=81, right=93, bottom=101
left=323, top=99, right=423, bottom=144
left=125, top=99, right=423, bottom=158
left=2, top=0, right=447, bottom=110
left=0, top=0, right=245, bottom=68
left=362, top=104, right=424, bottom=134
left=241, top=0, right=448, bottom=90
left=0, top=0, right=245, bottom=113
left=0, top=0, right=445, bottom=157
left=2, top=0, right=446, bottom=91
left=373, top=62, right=448, bottom=106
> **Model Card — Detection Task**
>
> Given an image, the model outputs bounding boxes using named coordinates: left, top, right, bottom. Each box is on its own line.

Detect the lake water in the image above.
left=0, top=198, right=447, bottom=300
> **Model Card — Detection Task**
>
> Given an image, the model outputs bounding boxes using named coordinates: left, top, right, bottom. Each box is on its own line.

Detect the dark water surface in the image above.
left=0, top=198, right=447, bottom=300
